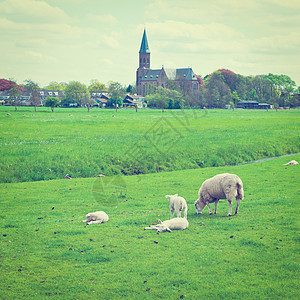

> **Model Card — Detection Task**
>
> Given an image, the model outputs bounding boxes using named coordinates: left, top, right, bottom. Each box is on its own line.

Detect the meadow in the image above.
left=0, top=154, right=299, bottom=299
left=0, top=106, right=299, bottom=183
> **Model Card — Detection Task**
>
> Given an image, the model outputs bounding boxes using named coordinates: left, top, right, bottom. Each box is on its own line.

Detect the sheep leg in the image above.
left=144, top=226, right=158, bottom=230
left=87, top=220, right=102, bottom=225
left=227, top=200, right=233, bottom=216
left=234, top=198, right=240, bottom=215
left=214, top=200, right=219, bottom=214
left=183, top=208, right=187, bottom=219
left=170, top=208, right=175, bottom=219
left=206, top=202, right=213, bottom=215
left=176, top=209, right=181, bottom=218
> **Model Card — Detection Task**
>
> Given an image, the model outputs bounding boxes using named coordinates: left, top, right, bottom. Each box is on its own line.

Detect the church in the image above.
left=136, top=29, right=202, bottom=97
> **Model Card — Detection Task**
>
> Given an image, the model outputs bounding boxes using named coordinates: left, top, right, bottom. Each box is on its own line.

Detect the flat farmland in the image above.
left=0, top=107, right=299, bottom=183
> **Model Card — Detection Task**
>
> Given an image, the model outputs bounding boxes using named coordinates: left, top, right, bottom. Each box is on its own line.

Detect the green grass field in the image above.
left=0, top=107, right=299, bottom=183
left=0, top=107, right=299, bottom=299
left=0, top=153, right=299, bottom=299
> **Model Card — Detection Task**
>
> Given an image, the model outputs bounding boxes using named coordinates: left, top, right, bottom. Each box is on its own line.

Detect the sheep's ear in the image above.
left=166, top=227, right=172, bottom=232
left=165, top=195, right=169, bottom=199
left=174, top=194, right=178, bottom=197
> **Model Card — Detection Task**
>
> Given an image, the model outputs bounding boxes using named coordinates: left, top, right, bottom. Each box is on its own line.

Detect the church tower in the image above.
left=136, top=29, right=150, bottom=95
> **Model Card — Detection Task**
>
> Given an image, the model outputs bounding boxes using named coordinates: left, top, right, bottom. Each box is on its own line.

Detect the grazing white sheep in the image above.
left=194, top=173, right=244, bottom=216
left=144, top=218, right=189, bottom=232
left=165, top=194, right=188, bottom=219
left=82, top=211, right=109, bottom=225
left=283, top=160, right=298, bottom=166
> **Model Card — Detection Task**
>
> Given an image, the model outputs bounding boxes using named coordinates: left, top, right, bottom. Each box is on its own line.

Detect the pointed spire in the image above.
left=139, top=29, right=150, bottom=53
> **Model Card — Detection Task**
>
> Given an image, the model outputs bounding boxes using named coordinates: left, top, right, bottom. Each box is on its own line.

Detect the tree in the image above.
left=263, top=74, right=296, bottom=107
left=8, top=85, right=22, bottom=111
left=24, top=79, right=40, bottom=112
left=45, top=82, right=65, bottom=91
left=108, top=81, right=125, bottom=111
left=64, top=81, right=90, bottom=107
left=145, top=87, right=184, bottom=111
left=231, top=91, right=240, bottom=106
left=126, top=84, right=133, bottom=93
left=45, top=97, right=59, bottom=112
left=88, top=79, right=107, bottom=92
left=202, top=72, right=231, bottom=108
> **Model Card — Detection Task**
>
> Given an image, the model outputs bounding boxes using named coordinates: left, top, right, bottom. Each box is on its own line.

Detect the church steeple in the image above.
left=138, top=29, right=150, bottom=69
left=139, top=29, right=150, bottom=53
left=137, top=29, right=151, bottom=95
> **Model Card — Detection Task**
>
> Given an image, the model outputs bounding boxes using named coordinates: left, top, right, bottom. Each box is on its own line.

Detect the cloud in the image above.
left=23, top=50, right=57, bottom=63
left=145, top=0, right=259, bottom=21
left=0, top=0, right=70, bottom=23
left=16, top=38, right=48, bottom=48
left=249, top=32, right=300, bottom=54
left=87, top=13, right=118, bottom=25
left=142, top=21, right=244, bottom=54
left=145, top=21, right=242, bottom=40
left=102, top=35, right=120, bottom=49
left=0, top=17, right=83, bottom=39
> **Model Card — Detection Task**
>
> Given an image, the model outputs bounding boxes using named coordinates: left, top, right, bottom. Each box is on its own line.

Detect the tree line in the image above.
left=3, top=79, right=126, bottom=112
left=146, top=69, right=300, bottom=109
left=2, top=70, right=300, bottom=112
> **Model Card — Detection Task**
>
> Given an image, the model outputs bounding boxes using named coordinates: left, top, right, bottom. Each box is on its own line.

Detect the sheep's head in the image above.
left=194, top=200, right=206, bottom=214
left=85, top=214, right=92, bottom=222
left=156, top=225, right=171, bottom=232
left=165, top=194, right=178, bottom=200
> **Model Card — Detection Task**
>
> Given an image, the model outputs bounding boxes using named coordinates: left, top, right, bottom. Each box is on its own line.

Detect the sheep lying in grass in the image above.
left=283, top=160, right=298, bottom=166
left=194, top=173, right=244, bottom=216
left=82, top=211, right=109, bottom=225
left=144, top=218, right=189, bottom=232
left=165, top=194, right=188, bottom=219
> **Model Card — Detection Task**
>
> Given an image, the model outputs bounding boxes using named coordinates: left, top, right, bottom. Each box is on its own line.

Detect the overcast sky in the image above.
left=1, top=0, right=299, bottom=88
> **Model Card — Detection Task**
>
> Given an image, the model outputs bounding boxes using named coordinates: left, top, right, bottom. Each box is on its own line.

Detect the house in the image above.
left=258, top=103, right=271, bottom=109
left=93, top=93, right=110, bottom=107
left=139, top=68, right=168, bottom=96
left=39, top=90, right=64, bottom=103
left=136, top=29, right=201, bottom=97
left=123, top=94, right=146, bottom=108
left=237, top=101, right=271, bottom=109
left=237, top=101, right=259, bottom=109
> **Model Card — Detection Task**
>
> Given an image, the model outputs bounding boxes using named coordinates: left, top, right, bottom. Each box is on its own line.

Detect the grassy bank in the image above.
left=0, top=154, right=299, bottom=299
left=0, top=107, right=299, bottom=183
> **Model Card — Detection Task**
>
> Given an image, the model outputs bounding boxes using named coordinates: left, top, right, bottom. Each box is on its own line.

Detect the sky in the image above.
left=0, top=0, right=299, bottom=88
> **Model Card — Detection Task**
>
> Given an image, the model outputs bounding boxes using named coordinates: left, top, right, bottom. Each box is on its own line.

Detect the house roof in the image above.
left=95, top=98, right=108, bottom=103
left=124, top=94, right=139, bottom=100
left=141, top=69, right=164, bottom=81
left=175, top=68, right=198, bottom=81
left=238, top=101, right=259, bottom=104
left=139, top=29, right=150, bottom=54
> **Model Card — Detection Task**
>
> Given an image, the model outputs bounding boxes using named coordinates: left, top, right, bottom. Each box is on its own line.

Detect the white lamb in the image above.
left=144, top=218, right=189, bottom=232
left=165, top=194, right=188, bottom=219
left=283, top=160, right=298, bottom=166
left=194, top=173, right=244, bottom=216
left=82, top=211, right=109, bottom=225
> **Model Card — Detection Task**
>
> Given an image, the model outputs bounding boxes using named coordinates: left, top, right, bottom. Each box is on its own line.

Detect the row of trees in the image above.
left=43, top=79, right=108, bottom=92
left=3, top=70, right=300, bottom=111
left=146, top=70, right=300, bottom=109
left=4, top=79, right=127, bottom=112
